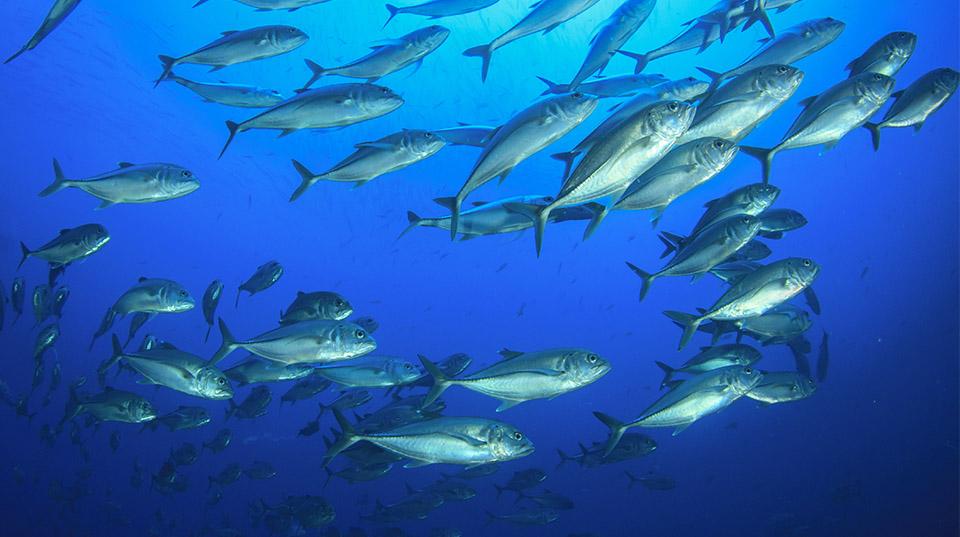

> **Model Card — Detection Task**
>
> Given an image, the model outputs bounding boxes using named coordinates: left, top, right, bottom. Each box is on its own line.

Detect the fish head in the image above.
left=648, top=100, right=696, bottom=139
left=198, top=367, right=234, bottom=400
left=388, top=359, right=423, bottom=384
left=440, top=352, right=472, bottom=376
left=933, top=68, right=960, bottom=94
left=403, top=129, right=447, bottom=156
left=338, top=323, right=377, bottom=357
left=882, top=31, right=917, bottom=60
left=697, top=137, right=739, bottom=172
left=359, top=85, right=404, bottom=116
left=78, top=223, right=111, bottom=251
left=785, top=257, right=821, bottom=288
left=730, top=365, right=764, bottom=393
left=161, top=282, right=196, bottom=312
left=774, top=209, right=808, bottom=230
left=855, top=73, right=896, bottom=105
left=159, top=165, right=200, bottom=197
left=489, top=424, right=534, bottom=461
left=728, top=214, right=763, bottom=242
left=667, top=77, right=710, bottom=101
left=564, top=349, right=612, bottom=384
left=755, top=64, right=804, bottom=99
left=411, top=25, right=451, bottom=50
left=553, top=91, right=599, bottom=123
left=271, top=25, right=309, bottom=51
left=804, top=17, right=845, bottom=43
left=795, top=376, right=818, bottom=398
left=740, top=345, right=763, bottom=364
left=131, top=397, right=158, bottom=423
left=744, top=182, right=781, bottom=210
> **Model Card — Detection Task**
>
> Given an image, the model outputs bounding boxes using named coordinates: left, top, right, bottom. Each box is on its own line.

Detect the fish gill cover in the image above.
left=0, top=1, right=957, bottom=536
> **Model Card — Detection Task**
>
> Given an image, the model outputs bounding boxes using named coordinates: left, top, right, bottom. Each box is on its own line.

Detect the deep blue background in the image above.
left=0, top=1, right=957, bottom=536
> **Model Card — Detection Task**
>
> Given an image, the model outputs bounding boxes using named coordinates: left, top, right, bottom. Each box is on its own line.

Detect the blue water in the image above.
left=1, top=1, right=958, bottom=536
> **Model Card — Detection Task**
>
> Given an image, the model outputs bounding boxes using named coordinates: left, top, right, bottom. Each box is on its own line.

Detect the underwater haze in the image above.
left=0, top=1, right=958, bottom=536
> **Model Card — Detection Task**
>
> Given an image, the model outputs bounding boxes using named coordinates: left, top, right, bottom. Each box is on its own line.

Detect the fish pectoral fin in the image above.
left=403, top=459, right=434, bottom=469
left=443, top=431, right=487, bottom=447
left=672, top=422, right=694, bottom=436
left=495, top=400, right=522, bottom=412
left=96, top=200, right=115, bottom=210
left=354, top=141, right=395, bottom=150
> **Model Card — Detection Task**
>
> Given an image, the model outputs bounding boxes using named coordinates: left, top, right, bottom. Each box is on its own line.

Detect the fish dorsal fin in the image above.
left=221, top=30, right=238, bottom=36
left=59, top=228, right=71, bottom=234
left=138, top=277, right=149, bottom=283
left=890, top=89, right=905, bottom=99
left=470, top=201, right=489, bottom=207
left=296, top=291, right=305, bottom=297
left=117, top=162, right=135, bottom=168
left=498, top=348, right=524, bottom=360
left=432, top=197, right=456, bottom=211
left=757, top=37, right=772, bottom=44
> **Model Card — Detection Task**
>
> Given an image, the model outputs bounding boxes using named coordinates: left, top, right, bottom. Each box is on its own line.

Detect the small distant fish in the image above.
left=193, top=0, right=331, bottom=11
left=564, top=0, right=656, bottom=90
left=860, top=266, right=869, bottom=279
left=384, top=0, right=499, bottom=27
left=624, top=470, right=675, bottom=490
left=5, top=0, right=82, bottom=64
left=35, top=323, right=59, bottom=361
left=202, top=428, right=232, bottom=454
left=202, top=280, right=223, bottom=342
left=237, top=261, right=283, bottom=307
left=816, top=331, right=830, bottom=382
left=225, top=386, right=271, bottom=420
left=280, top=291, right=353, bottom=324
left=50, top=287, right=70, bottom=319
left=163, top=73, right=285, bottom=108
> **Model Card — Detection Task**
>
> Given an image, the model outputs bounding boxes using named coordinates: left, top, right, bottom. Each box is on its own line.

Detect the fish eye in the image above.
left=586, top=354, right=598, bottom=364
left=424, top=132, right=433, bottom=138
left=803, top=259, right=812, bottom=267
left=744, top=367, right=753, bottom=374
left=355, top=330, right=365, bottom=339
left=335, top=299, right=344, bottom=307
left=742, top=216, right=750, bottom=223
left=802, top=30, right=812, bottom=38
left=713, top=140, right=725, bottom=149
left=218, top=378, right=226, bottom=385
left=667, top=102, right=679, bottom=112
left=777, top=66, right=788, bottom=74
left=181, top=170, right=192, bottom=178
left=571, top=92, right=583, bottom=99
left=404, top=363, right=412, bottom=370
left=513, top=432, right=523, bottom=441
left=544, top=196, right=554, bottom=202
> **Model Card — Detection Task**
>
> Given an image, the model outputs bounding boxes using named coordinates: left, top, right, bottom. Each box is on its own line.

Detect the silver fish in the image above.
left=566, top=0, right=656, bottom=89
left=757, top=208, right=807, bottom=239
left=11, top=278, right=25, bottom=323
left=61, top=383, right=157, bottom=427
left=90, top=278, right=195, bottom=350
left=164, top=73, right=285, bottom=108
left=421, top=348, right=610, bottom=411
left=741, top=72, right=895, bottom=181
left=202, top=280, right=223, bottom=342
left=156, top=26, right=308, bottom=85
left=5, top=0, right=82, bottom=64
left=225, top=358, right=314, bottom=385
left=846, top=31, right=916, bottom=78
left=211, top=318, right=376, bottom=366
left=449, top=92, right=598, bottom=238
left=193, top=0, right=330, bottom=10
left=302, top=26, right=449, bottom=87
left=315, top=356, right=422, bottom=388
left=690, top=182, right=779, bottom=236
left=35, top=323, right=59, bottom=360
left=219, top=83, right=403, bottom=158
left=39, top=160, right=199, bottom=208
left=433, top=124, right=497, bottom=147
left=654, top=343, right=762, bottom=388
left=666, top=257, right=820, bottom=350
left=463, top=0, right=601, bottom=81
left=290, top=129, right=445, bottom=200
left=237, top=261, right=283, bottom=307
left=18, top=224, right=109, bottom=270
left=226, top=386, right=271, bottom=420
left=744, top=371, right=816, bottom=405
left=537, top=73, right=668, bottom=98
left=864, top=68, right=959, bottom=150
left=280, top=291, right=353, bottom=324
left=384, top=0, right=499, bottom=26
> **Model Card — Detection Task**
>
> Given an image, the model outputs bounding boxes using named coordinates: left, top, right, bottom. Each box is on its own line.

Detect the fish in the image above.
left=485, top=508, right=559, bottom=526
left=723, top=239, right=771, bottom=263
left=169, top=443, right=199, bottom=466
left=654, top=343, right=762, bottom=388
left=202, top=280, right=223, bottom=342
left=433, top=124, right=497, bottom=147
left=516, top=490, right=574, bottom=510
left=123, top=312, right=150, bottom=348
left=32, top=284, right=52, bottom=326
left=302, top=26, right=449, bottom=87
left=39, top=160, right=199, bottom=208
left=318, top=390, right=373, bottom=416
left=441, top=463, right=500, bottom=480
left=280, top=291, right=353, bottom=324
left=550, top=77, right=709, bottom=178
left=208, top=463, right=243, bottom=488
left=741, top=72, right=895, bottom=181
left=556, top=433, right=656, bottom=468
left=42, top=361, right=61, bottom=407
left=225, top=358, right=315, bottom=385
left=219, top=83, right=403, bottom=158
left=193, top=0, right=331, bottom=10
left=530, top=100, right=696, bottom=254
left=757, top=208, right=807, bottom=239
left=421, top=348, right=611, bottom=411
left=146, top=406, right=211, bottom=432
left=90, top=278, right=195, bottom=350
left=315, top=356, right=422, bottom=389
left=863, top=68, right=959, bottom=150
left=100, top=335, right=233, bottom=400
left=18, top=224, right=110, bottom=271
left=678, top=65, right=804, bottom=145
left=846, top=31, right=917, bottom=78
left=804, top=286, right=821, bottom=315
left=384, top=0, right=499, bottom=27
left=212, top=318, right=376, bottom=365
left=290, top=129, right=445, bottom=200
left=327, top=410, right=534, bottom=467
left=11, top=278, right=25, bottom=324
left=628, top=215, right=762, bottom=301
left=156, top=26, right=308, bottom=85
left=745, top=371, right=817, bottom=405
left=616, top=0, right=804, bottom=73
left=237, top=261, right=283, bottom=307
left=537, top=73, right=668, bottom=98
left=393, top=352, right=472, bottom=393
left=624, top=471, right=675, bottom=490
left=50, top=287, right=70, bottom=319
left=816, top=331, right=829, bottom=382
left=595, top=365, right=763, bottom=452
left=61, top=382, right=157, bottom=427
left=689, top=183, right=780, bottom=237
left=324, top=463, right=393, bottom=486
left=448, top=92, right=598, bottom=238
left=202, top=428, right=232, bottom=454
left=665, top=257, right=820, bottom=350
left=565, top=0, right=656, bottom=90
left=463, top=0, right=601, bottom=81
left=494, top=468, right=547, bottom=497
left=225, top=386, right=272, bottom=420
left=5, top=0, right=82, bottom=64
left=163, top=72, right=285, bottom=108
left=697, top=18, right=846, bottom=91
left=612, top=137, right=739, bottom=222
left=281, top=374, right=332, bottom=405
left=35, top=323, right=60, bottom=360
left=243, top=460, right=277, bottom=479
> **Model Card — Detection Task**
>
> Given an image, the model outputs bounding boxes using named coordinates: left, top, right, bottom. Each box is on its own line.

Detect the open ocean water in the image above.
left=0, top=1, right=958, bottom=536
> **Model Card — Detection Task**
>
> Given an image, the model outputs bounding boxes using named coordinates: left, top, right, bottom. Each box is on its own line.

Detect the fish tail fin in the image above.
left=17, top=242, right=31, bottom=269
left=323, top=467, right=334, bottom=489
left=555, top=448, right=572, bottom=469
left=397, top=211, right=422, bottom=239
left=624, top=470, right=639, bottom=488
left=192, top=0, right=211, bottom=6
left=625, top=262, right=655, bottom=301
left=419, top=355, right=454, bottom=407
left=210, top=318, right=239, bottom=365
left=383, top=4, right=400, bottom=28
left=593, top=411, right=628, bottom=457
left=535, top=76, right=565, bottom=95
left=4, top=46, right=28, bottom=65
left=463, top=44, right=493, bottom=82
left=738, top=145, right=776, bottom=183
left=289, top=159, right=317, bottom=202
left=302, top=59, right=326, bottom=90
left=219, top=121, right=240, bottom=160
left=59, top=378, right=85, bottom=431
left=502, top=201, right=550, bottom=256
left=581, top=204, right=610, bottom=241
left=155, top=55, right=177, bottom=87
left=96, top=334, right=125, bottom=386
left=550, top=151, right=578, bottom=181
left=39, top=159, right=70, bottom=197
left=324, top=408, right=360, bottom=466
left=614, top=49, right=649, bottom=74
left=863, top=122, right=881, bottom=151
left=447, top=195, right=464, bottom=240
left=654, top=361, right=675, bottom=389
left=204, top=323, right=212, bottom=343
left=696, top=66, right=725, bottom=93
left=663, top=310, right=703, bottom=350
